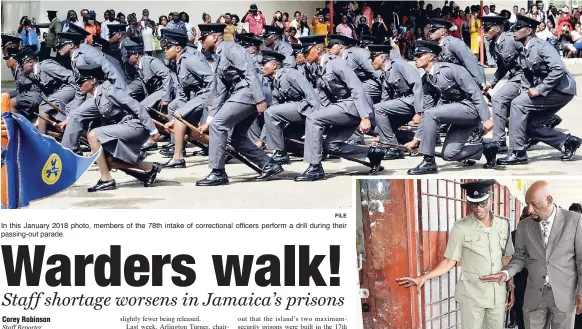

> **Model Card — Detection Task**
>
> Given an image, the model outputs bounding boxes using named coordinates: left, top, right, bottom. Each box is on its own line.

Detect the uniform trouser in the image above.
left=304, top=103, right=370, bottom=165
left=509, top=91, right=573, bottom=151
left=374, top=96, right=416, bottom=146
left=264, top=103, right=305, bottom=151
left=209, top=101, right=270, bottom=170
left=492, top=80, right=522, bottom=143
left=524, top=287, right=575, bottom=329
left=418, top=103, right=483, bottom=161
left=459, top=298, right=505, bottom=329
left=61, top=97, right=99, bottom=150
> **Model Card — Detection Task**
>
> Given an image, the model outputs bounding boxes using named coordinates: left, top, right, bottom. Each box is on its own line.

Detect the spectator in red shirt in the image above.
left=243, top=3, right=266, bottom=36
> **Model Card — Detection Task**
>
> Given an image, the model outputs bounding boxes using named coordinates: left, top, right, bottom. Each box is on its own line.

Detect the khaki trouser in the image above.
left=459, top=297, right=505, bottom=329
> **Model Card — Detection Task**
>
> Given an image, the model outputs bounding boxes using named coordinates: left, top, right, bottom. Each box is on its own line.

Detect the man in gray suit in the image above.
left=481, top=181, right=582, bottom=329
left=496, top=14, right=580, bottom=166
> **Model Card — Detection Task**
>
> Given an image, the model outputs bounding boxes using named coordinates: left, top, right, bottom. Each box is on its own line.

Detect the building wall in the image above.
left=1, top=0, right=322, bottom=81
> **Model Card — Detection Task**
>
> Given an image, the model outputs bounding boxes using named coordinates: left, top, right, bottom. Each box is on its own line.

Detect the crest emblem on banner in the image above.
left=41, top=153, right=62, bottom=185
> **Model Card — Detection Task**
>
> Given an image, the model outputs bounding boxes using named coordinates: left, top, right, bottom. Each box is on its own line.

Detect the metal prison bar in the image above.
left=357, top=179, right=523, bottom=329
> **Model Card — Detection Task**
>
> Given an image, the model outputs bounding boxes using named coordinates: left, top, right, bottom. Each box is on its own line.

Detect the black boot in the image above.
left=161, top=143, right=175, bottom=150
left=271, top=150, right=290, bottom=164
left=143, top=162, right=163, bottom=187
left=497, top=150, right=528, bottom=165
left=367, top=146, right=387, bottom=175
left=561, top=135, right=582, bottom=161
left=383, top=147, right=405, bottom=160
left=196, top=169, right=229, bottom=186
left=295, top=163, right=325, bottom=182
left=164, top=158, right=186, bottom=168
left=88, top=179, right=116, bottom=192
left=547, top=115, right=562, bottom=129
left=498, top=141, right=508, bottom=153
left=141, top=142, right=158, bottom=152
left=483, top=142, right=499, bottom=169
left=407, top=155, right=438, bottom=175
left=254, top=161, right=284, bottom=181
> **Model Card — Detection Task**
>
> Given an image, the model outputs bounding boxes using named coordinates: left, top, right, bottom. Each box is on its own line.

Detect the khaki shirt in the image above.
left=444, top=213, right=515, bottom=308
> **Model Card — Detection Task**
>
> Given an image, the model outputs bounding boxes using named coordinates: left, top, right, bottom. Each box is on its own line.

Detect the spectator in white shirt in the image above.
left=536, top=22, right=554, bottom=41
left=101, top=9, right=119, bottom=39
left=509, top=6, right=519, bottom=23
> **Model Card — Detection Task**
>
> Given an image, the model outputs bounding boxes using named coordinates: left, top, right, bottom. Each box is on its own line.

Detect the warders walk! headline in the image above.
left=1, top=245, right=341, bottom=287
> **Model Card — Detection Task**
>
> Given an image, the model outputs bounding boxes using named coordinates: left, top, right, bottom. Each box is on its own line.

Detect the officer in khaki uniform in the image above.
left=397, top=179, right=515, bottom=329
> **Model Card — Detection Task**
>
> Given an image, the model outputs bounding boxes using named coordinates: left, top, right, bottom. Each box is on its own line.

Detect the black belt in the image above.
left=393, top=91, right=413, bottom=99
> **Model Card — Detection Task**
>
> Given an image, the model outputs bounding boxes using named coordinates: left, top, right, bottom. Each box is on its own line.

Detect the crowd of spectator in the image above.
left=10, top=1, right=582, bottom=63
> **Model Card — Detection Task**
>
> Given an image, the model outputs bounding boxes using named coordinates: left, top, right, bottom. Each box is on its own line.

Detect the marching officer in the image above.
left=429, top=18, right=487, bottom=142
left=397, top=179, right=515, bottom=329
left=75, top=63, right=162, bottom=192
left=91, top=35, right=126, bottom=82
left=195, top=23, right=283, bottom=186
left=326, top=34, right=381, bottom=103
left=295, top=35, right=387, bottom=182
left=370, top=44, right=424, bottom=161
left=124, top=40, right=174, bottom=150
left=105, top=23, right=145, bottom=101
left=359, top=35, right=382, bottom=50
left=496, top=14, right=580, bottom=165
left=404, top=41, right=497, bottom=175
left=15, top=47, right=77, bottom=134
left=160, top=29, right=214, bottom=169
left=2, top=36, right=42, bottom=118
left=293, top=43, right=317, bottom=88
left=257, top=50, right=320, bottom=171
left=428, top=18, right=485, bottom=87
left=237, top=34, right=273, bottom=147
left=481, top=15, right=525, bottom=156
left=261, top=25, right=296, bottom=69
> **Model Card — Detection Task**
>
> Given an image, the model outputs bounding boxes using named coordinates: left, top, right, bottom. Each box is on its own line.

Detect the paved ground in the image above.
left=7, top=64, right=582, bottom=209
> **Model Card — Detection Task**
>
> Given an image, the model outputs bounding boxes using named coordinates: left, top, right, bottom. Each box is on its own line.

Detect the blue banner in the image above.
left=2, top=112, right=100, bottom=209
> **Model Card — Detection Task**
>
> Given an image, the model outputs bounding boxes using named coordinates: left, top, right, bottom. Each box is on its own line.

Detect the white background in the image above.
left=0, top=210, right=364, bottom=329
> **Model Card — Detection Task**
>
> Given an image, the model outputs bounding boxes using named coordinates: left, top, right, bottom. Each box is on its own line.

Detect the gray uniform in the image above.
left=206, top=41, right=270, bottom=170
left=29, top=60, right=77, bottom=121
left=439, top=35, right=486, bottom=86
left=168, top=50, right=214, bottom=124
left=297, top=62, right=317, bottom=88
left=136, top=55, right=174, bottom=112
left=264, top=67, right=320, bottom=151
left=10, top=65, right=42, bottom=116
left=247, top=52, right=273, bottom=145
left=65, top=43, right=126, bottom=113
left=304, top=54, right=374, bottom=164
left=509, top=37, right=577, bottom=151
left=418, top=62, right=490, bottom=161
left=488, top=31, right=524, bottom=143
left=374, top=57, right=424, bottom=146
left=272, top=39, right=296, bottom=69
left=75, top=80, right=157, bottom=164
left=343, top=46, right=382, bottom=102
left=107, top=38, right=145, bottom=101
